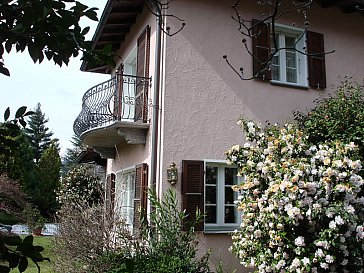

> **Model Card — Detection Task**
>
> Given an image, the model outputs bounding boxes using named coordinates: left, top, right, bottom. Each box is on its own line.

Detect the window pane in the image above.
left=286, top=51, right=296, bottom=69
left=225, top=168, right=238, bottom=185
left=206, top=166, right=217, bottom=185
left=206, top=186, right=216, bottom=204
left=225, top=206, right=236, bottom=223
left=205, top=205, right=217, bottom=223
left=286, top=68, right=297, bottom=83
left=285, top=35, right=296, bottom=48
left=225, top=187, right=234, bottom=204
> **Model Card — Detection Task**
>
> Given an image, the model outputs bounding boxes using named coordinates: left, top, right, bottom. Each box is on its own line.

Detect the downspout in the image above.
left=148, top=0, right=162, bottom=193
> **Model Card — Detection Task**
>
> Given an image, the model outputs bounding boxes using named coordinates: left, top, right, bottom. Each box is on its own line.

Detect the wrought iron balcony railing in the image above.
left=74, top=74, right=151, bottom=137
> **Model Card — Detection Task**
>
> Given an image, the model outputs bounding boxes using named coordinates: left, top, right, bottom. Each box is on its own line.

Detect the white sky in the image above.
left=0, top=0, right=109, bottom=156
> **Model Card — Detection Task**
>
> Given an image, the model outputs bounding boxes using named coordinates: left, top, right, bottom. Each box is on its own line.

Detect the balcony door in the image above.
left=121, top=50, right=137, bottom=121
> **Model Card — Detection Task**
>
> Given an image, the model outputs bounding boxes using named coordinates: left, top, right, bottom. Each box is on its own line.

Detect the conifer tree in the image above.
left=25, top=103, right=56, bottom=163
left=36, top=141, right=62, bottom=217
left=62, top=134, right=86, bottom=174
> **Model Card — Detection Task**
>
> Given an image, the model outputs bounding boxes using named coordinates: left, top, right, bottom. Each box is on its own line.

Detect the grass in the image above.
left=10, top=235, right=55, bottom=273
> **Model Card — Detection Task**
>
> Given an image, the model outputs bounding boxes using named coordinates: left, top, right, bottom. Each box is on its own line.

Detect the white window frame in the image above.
left=270, top=24, right=308, bottom=88
left=204, top=160, right=242, bottom=233
left=115, top=166, right=135, bottom=229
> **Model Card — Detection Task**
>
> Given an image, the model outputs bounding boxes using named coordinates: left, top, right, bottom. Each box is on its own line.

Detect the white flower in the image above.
left=315, top=248, right=324, bottom=258
left=335, top=215, right=344, bottom=226
left=329, top=220, right=337, bottom=229
left=320, top=262, right=329, bottom=269
left=276, top=260, right=285, bottom=270
left=295, top=236, right=305, bottom=247
left=302, top=257, right=310, bottom=266
left=325, top=255, right=334, bottom=263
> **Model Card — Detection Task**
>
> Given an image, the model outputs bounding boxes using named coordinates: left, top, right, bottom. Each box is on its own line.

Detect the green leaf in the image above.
left=4, top=107, right=10, bottom=121
left=7, top=253, right=20, bottom=269
left=81, top=26, right=90, bottom=35
left=0, top=65, right=10, bottom=76
left=24, top=110, right=35, bottom=117
left=28, top=43, right=40, bottom=63
left=5, top=235, right=22, bottom=246
left=19, top=118, right=27, bottom=128
left=18, top=257, right=28, bottom=273
left=15, top=106, right=27, bottom=118
left=84, top=9, right=98, bottom=21
left=5, top=40, right=12, bottom=53
left=33, top=246, right=44, bottom=252
left=22, top=235, right=34, bottom=246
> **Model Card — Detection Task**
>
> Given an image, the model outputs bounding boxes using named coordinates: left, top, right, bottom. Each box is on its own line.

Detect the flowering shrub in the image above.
left=57, top=166, right=103, bottom=206
left=226, top=119, right=364, bottom=272
left=294, top=79, right=364, bottom=157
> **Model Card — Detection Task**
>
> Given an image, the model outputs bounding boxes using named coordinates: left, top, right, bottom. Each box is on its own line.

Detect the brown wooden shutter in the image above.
left=307, top=31, right=326, bottom=89
left=182, top=160, right=204, bottom=231
left=135, top=26, right=150, bottom=122
left=252, top=19, right=272, bottom=81
left=133, top=163, right=148, bottom=235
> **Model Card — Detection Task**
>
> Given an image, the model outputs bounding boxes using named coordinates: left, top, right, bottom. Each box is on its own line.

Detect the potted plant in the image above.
left=23, top=205, right=45, bottom=235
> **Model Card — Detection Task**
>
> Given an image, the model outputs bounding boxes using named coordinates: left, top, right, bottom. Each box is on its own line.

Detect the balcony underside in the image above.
left=80, top=121, right=149, bottom=158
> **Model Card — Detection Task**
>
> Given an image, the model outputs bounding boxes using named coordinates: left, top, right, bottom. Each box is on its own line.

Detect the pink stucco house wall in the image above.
left=74, top=0, right=364, bottom=271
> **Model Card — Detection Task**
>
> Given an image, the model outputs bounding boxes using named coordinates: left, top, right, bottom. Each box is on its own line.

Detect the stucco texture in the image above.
left=160, top=0, right=364, bottom=271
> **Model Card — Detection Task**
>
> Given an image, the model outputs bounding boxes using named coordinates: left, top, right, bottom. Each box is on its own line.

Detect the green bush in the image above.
left=294, top=78, right=364, bottom=155
left=104, top=189, right=211, bottom=273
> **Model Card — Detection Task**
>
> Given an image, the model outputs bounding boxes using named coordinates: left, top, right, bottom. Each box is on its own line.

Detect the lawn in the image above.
left=10, top=236, right=55, bottom=273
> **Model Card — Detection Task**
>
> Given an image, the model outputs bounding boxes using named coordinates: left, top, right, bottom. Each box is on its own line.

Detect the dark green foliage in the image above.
left=34, top=142, right=61, bottom=217
left=0, top=158, right=51, bottom=270
left=0, top=0, right=115, bottom=76
left=25, top=103, right=55, bottom=163
left=104, top=189, right=211, bottom=273
left=294, top=79, right=364, bottom=156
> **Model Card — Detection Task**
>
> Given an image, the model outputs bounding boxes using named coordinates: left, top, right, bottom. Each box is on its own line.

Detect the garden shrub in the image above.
left=56, top=166, right=103, bottom=206
left=53, top=185, right=211, bottom=273
left=104, top=189, right=211, bottom=273
left=226, top=119, right=364, bottom=272
left=294, top=78, right=364, bottom=156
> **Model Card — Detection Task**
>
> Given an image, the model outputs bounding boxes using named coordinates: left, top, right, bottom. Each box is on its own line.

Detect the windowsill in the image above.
left=204, top=225, right=239, bottom=234
left=203, top=230, right=236, bottom=234
left=270, top=80, right=309, bottom=90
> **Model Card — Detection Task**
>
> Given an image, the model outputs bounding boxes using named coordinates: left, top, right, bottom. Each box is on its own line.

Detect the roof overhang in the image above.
left=75, top=148, right=107, bottom=166
left=80, top=0, right=363, bottom=74
left=81, top=0, right=145, bottom=73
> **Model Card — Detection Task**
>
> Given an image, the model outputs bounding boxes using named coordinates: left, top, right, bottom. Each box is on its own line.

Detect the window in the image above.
left=114, top=163, right=148, bottom=234
left=116, top=169, right=135, bottom=227
left=182, top=160, right=241, bottom=233
left=205, top=163, right=241, bottom=231
left=252, top=19, right=326, bottom=89
left=270, top=27, right=308, bottom=86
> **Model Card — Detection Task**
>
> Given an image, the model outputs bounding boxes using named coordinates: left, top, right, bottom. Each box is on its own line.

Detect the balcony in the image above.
left=74, top=74, right=151, bottom=158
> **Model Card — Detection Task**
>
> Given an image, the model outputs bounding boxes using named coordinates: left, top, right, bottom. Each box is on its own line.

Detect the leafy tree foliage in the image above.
left=294, top=79, right=364, bottom=157
left=0, top=0, right=100, bottom=76
left=57, top=166, right=102, bottom=207
left=25, top=103, right=56, bottom=163
left=0, top=108, right=48, bottom=273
